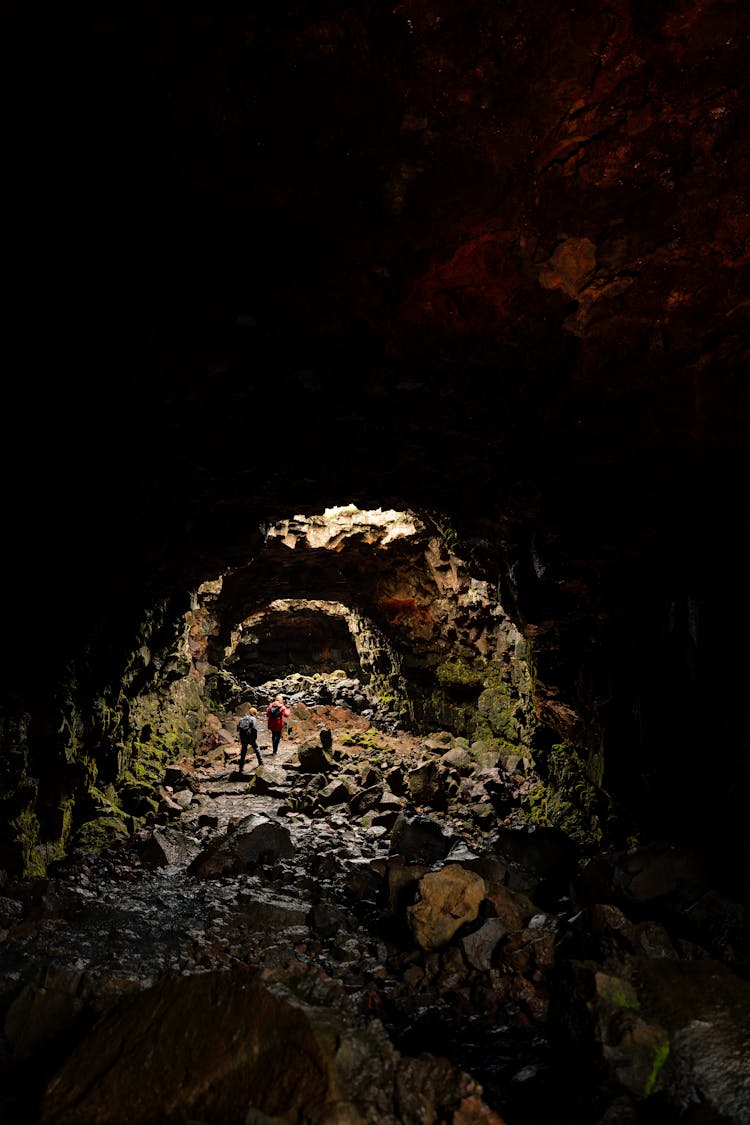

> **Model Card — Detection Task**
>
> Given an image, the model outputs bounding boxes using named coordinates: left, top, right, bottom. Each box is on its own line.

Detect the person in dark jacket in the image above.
left=266, top=695, right=290, bottom=755
left=237, top=708, right=262, bottom=772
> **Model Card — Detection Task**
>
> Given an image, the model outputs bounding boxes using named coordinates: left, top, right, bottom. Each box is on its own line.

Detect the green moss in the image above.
left=520, top=742, right=609, bottom=847
left=596, top=973, right=639, bottom=1012
left=340, top=731, right=388, bottom=752
left=74, top=815, right=131, bottom=852
left=436, top=658, right=486, bottom=690
left=11, top=802, right=46, bottom=878
left=645, top=1041, right=670, bottom=1097
left=476, top=665, right=535, bottom=744
left=119, top=770, right=160, bottom=816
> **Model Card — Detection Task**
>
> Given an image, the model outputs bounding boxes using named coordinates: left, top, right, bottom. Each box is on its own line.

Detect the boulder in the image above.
left=407, top=761, right=447, bottom=809
left=389, top=813, right=454, bottom=865
left=349, top=785, right=384, bottom=817
left=187, top=814, right=294, bottom=877
left=316, top=777, right=357, bottom=808
left=386, top=855, right=431, bottom=915
left=250, top=764, right=290, bottom=795
left=140, top=827, right=202, bottom=869
left=297, top=738, right=336, bottom=774
left=407, top=865, right=487, bottom=952
left=235, top=891, right=311, bottom=931
left=440, top=746, right=474, bottom=775
left=461, top=918, right=509, bottom=971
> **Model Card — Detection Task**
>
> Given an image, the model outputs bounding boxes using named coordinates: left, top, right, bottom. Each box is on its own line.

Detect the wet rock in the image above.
left=250, top=764, right=290, bottom=795
left=162, top=765, right=191, bottom=788
left=441, top=746, right=474, bottom=775
left=461, top=918, right=509, bottom=971
left=140, top=827, right=203, bottom=869
left=385, top=765, right=408, bottom=796
left=309, top=902, right=352, bottom=938
left=235, top=890, right=311, bottom=931
left=350, top=785, right=384, bottom=817
left=188, top=814, right=294, bottom=877
left=298, top=739, right=336, bottom=774
left=356, top=762, right=383, bottom=789
left=470, top=802, right=496, bottom=830
left=394, top=1053, right=500, bottom=1124
left=591, top=970, right=670, bottom=1100
left=0, top=896, right=22, bottom=930
left=422, top=732, right=453, bottom=753
left=495, top=825, right=577, bottom=902
left=389, top=813, right=454, bottom=865
left=4, top=966, right=90, bottom=1062
left=317, top=778, right=357, bottom=808
left=343, top=859, right=384, bottom=904
left=12, top=959, right=505, bottom=1125
left=407, top=761, right=447, bottom=809
left=407, top=865, right=486, bottom=952
left=371, top=809, right=401, bottom=832
left=386, top=856, right=431, bottom=915
left=170, top=788, right=194, bottom=810
left=197, top=812, right=219, bottom=829
left=577, top=841, right=713, bottom=911
left=637, top=958, right=750, bottom=1120
left=482, top=881, right=536, bottom=933
left=501, top=927, right=557, bottom=974
left=154, top=786, right=185, bottom=817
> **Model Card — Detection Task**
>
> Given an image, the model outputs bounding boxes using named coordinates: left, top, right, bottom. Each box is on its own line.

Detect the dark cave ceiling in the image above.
left=3, top=0, right=749, bottom=698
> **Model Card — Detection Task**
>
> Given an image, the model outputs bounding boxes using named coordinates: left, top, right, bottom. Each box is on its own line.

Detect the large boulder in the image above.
left=38, top=967, right=499, bottom=1124
left=187, top=813, right=294, bottom=877
left=407, top=865, right=487, bottom=952
left=389, top=813, right=454, bottom=865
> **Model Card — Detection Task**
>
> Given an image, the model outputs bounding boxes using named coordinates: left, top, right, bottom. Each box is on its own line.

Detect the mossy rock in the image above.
left=10, top=799, right=46, bottom=878
left=521, top=743, right=607, bottom=848
left=119, top=785, right=159, bottom=817
left=468, top=739, right=503, bottom=770
left=340, top=731, right=387, bottom=752
left=435, top=658, right=486, bottom=691
left=73, top=815, right=131, bottom=853
left=476, top=681, right=527, bottom=743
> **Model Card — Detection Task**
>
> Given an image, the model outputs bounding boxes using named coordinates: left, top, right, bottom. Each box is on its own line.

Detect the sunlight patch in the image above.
left=279, top=505, right=422, bottom=548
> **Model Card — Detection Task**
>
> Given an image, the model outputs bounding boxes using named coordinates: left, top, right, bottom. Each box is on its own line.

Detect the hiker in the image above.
left=237, top=708, right=262, bottom=772
left=266, top=695, right=290, bottom=756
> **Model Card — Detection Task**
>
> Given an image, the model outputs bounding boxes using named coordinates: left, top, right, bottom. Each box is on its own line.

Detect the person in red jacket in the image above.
left=266, top=695, right=290, bottom=756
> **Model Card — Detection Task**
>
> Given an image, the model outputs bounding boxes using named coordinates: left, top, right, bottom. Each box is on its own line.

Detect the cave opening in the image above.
left=199, top=502, right=427, bottom=701
left=192, top=499, right=537, bottom=758
left=228, top=600, right=361, bottom=682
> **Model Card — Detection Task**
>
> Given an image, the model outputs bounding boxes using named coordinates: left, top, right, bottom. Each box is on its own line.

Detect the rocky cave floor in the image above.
left=1, top=678, right=749, bottom=1124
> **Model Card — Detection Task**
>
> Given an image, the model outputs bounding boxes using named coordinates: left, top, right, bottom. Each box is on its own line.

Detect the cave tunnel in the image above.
left=2, top=2, right=750, bottom=1123
left=228, top=601, right=362, bottom=682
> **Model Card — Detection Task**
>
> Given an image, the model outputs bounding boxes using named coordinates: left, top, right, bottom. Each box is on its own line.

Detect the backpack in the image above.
left=238, top=714, right=255, bottom=734
left=268, top=703, right=282, bottom=720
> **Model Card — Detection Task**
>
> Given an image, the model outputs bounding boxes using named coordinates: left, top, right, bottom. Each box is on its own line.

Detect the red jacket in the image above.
left=266, top=702, right=290, bottom=732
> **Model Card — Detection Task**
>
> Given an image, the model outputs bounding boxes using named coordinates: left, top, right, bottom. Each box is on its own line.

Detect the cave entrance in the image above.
left=195, top=500, right=533, bottom=744
left=227, top=599, right=360, bottom=682
left=201, top=503, right=424, bottom=708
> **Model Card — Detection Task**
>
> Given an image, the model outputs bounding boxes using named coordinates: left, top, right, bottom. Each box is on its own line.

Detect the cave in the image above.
left=2, top=2, right=750, bottom=1123
left=228, top=601, right=361, bottom=681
